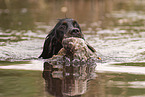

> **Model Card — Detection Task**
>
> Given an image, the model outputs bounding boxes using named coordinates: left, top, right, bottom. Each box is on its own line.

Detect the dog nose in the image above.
left=71, top=28, right=80, bottom=35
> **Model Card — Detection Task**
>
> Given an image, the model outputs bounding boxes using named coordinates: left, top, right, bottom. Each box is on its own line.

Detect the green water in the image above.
left=0, top=69, right=45, bottom=97
left=0, top=69, right=145, bottom=97
left=112, top=62, right=145, bottom=67
left=0, top=61, right=31, bottom=66
left=85, top=73, right=145, bottom=97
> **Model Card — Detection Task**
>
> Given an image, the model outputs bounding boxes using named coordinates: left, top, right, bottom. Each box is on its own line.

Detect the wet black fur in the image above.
left=39, top=18, right=84, bottom=59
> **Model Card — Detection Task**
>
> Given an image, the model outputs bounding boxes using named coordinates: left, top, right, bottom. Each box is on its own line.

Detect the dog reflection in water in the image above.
left=43, top=37, right=99, bottom=97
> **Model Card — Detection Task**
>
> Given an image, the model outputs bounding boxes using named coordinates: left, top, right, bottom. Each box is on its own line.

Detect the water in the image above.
left=0, top=0, right=145, bottom=97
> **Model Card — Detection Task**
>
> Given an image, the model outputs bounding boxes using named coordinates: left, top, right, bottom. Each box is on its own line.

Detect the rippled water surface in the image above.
left=0, top=0, right=145, bottom=97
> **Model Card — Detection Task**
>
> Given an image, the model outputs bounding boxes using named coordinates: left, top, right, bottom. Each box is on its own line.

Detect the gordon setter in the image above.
left=39, top=18, right=96, bottom=59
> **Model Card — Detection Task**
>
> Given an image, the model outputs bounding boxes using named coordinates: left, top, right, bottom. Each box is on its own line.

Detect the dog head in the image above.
left=50, top=18, right=84, bottom=39
left=39, top=18, right=84, bottom=59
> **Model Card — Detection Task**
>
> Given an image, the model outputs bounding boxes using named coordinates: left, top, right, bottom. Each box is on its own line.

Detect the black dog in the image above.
left=39, top=18, right=95, bottom=59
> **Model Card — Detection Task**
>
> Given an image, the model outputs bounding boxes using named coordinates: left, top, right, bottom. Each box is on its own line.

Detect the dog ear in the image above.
left=39, top=20, right=66, bottom=59
left=38, top=28, right=63, bottom=59
left=38, top=31, right=53, bottom=59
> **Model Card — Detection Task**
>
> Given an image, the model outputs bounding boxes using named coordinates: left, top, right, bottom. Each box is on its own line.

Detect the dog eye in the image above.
left=60, top=25, right=66, bottom=30
left=59, top=23, right=67, bottom=31
left=73, top=21, right=78, bottom=28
